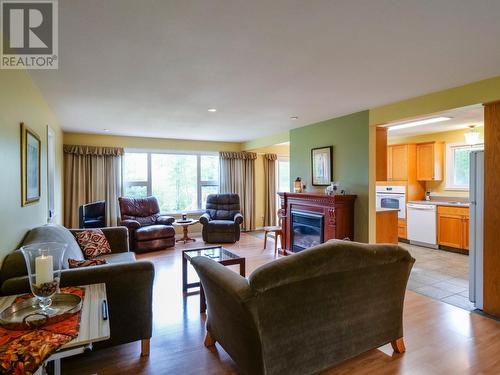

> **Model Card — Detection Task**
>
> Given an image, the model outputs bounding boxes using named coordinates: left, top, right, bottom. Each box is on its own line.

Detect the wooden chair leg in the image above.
left=263, top=231, right=268, bottom=249
left=141, top=338, right=150, bottom=356
left=204, top=330, right=216, bottom=347
left=274, top=233, right=278, bottom=254
left=391, top=337, right=406, bottom=353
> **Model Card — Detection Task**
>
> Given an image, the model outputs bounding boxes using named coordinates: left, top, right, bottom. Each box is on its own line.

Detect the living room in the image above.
left=1, top=1, right=500, bottom=374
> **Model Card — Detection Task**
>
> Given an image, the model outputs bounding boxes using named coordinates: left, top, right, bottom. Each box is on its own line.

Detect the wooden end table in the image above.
left=182, top=246, right=245, bottom=313
left=174, top=219, right=199, bottom=244
left=0, top=283, right=110, bottom=375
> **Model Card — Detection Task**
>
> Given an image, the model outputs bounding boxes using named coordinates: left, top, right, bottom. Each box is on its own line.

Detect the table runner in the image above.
left=0, top=287, right=85, bottom=375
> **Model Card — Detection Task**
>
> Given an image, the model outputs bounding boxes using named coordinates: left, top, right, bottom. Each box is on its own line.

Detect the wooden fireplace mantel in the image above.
left=278, top=192, right=356, bottom=255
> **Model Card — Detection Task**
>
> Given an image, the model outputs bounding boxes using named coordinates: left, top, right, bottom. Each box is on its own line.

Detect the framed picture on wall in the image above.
left=311, top=146, right=333, bottom=186
left=21, top=123, right=41, bottom=206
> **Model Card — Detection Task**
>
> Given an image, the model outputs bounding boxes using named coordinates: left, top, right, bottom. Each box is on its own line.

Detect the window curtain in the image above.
left=219, top=151, right=256, bottom=231
left=63, top=145, right=123, bottom=228
left=263, top=153, right=277, bottom=226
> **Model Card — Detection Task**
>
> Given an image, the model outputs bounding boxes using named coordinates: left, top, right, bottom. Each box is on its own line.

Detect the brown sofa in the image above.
left=199, top=194, right=243, bottom=243
left=118, top=196, right=176, bottom=252
left=0, top=224, right=154, bottom=355
left=192, top=240, right=415, bottom=375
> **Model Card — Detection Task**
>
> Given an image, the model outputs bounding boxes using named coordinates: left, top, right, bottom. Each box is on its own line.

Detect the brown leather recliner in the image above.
left=118, top=196, right=176, bottom=252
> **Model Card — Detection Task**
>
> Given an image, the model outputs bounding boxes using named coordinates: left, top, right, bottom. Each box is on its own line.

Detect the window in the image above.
left=445, top=143, right=484, bottom=190
left=123, top=152, right=219, bottom=212
left=277, top=158, right=290, bottom=193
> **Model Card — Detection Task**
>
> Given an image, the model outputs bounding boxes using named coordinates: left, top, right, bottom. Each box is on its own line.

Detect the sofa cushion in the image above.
left=205, top=220, right=237, bottom=233
left=74, top=229, right=112, bottom=259
left=135, top=225, right=175, bottom=241
left=96, top=252, right=136, bottom=264
left=68, top=258, right=108, bottom=268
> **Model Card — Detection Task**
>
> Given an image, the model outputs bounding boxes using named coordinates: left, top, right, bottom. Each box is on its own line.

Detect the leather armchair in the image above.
left=79, top=201, right=106, bottom=228
left=118, top=196, right=176, bottom=252
left=199, top=194, right=243, bottom=243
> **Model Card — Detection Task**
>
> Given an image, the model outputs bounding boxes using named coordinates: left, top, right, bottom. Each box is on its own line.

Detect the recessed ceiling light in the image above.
left=290, top=116, right=298, bottom=120
left=208, top=108, right=217, bottom=112
left=387, top=116, right=451, bottom=131
left=103, top=129, right=110, bottom=132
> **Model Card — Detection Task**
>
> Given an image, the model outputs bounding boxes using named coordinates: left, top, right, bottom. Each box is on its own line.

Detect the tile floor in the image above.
left=400, top=242, right=475, bottom=311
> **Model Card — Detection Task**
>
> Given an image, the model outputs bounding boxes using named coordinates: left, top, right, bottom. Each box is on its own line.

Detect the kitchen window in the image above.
left=123, top=152, right=219, bottom=213
left=445, top=143, right=484, bottom=190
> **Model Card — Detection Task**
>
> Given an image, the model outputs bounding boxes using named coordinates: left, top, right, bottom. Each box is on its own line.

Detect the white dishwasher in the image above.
left=407, top=203, right=437, bottom=248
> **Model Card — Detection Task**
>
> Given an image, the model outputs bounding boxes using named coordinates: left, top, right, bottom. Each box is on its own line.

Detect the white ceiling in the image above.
left=385, top=104, right=484, bottom=137
left=30, top=0, right=500, bottom=142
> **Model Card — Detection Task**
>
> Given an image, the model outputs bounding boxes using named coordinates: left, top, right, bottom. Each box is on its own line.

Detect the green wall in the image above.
left=290, top=111, right=370, bottom=242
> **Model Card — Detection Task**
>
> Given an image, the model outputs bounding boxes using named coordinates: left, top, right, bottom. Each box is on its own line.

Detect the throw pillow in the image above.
left=74, top=229, right=112, bottom=259
left=68, top=258, right=108, bottom=268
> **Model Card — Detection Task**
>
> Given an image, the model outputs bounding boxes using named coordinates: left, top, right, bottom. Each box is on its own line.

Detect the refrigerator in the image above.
left=469, top=150, right=484, bottom=310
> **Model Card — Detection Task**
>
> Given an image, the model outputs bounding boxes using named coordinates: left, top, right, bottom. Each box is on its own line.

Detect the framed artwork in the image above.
left=21, top=123, right=41, bottom=206
left=311, top=146, right=333, bottom=186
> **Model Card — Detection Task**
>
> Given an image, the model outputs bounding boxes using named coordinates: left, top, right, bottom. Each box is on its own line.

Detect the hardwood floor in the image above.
left=63, top=233, right=500, bottom=375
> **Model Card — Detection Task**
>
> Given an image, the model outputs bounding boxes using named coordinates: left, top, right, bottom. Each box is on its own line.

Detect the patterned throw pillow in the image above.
left=74, top=229, right=112, bottom=259
left=68, top=258, right=108, bottom=268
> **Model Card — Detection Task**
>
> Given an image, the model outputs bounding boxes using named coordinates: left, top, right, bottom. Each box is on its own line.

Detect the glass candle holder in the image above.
left=20, top=242, right=67, bottom=314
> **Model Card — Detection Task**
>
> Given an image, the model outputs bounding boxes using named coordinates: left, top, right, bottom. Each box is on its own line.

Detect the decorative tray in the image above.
left=0, top=293, right=82, bottom=330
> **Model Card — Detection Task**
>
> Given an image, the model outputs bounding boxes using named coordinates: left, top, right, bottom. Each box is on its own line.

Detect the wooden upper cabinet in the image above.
left=388, top=144, right=409, bottom=181
left=437, top=206, right=469, bottom=251
left=416, top=142, right=444, bottom=181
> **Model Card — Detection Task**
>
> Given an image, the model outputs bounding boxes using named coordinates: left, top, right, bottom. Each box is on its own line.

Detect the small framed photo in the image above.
left=21, top=123, right=41, bottom=206
left=311, top=146, right=333, bottom=186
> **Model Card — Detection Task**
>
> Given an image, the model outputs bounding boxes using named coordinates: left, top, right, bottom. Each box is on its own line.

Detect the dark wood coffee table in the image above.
left=182, top=246, right=245, bottom=313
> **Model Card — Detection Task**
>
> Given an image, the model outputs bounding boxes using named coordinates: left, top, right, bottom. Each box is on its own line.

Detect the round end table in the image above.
left=173, top=219, right=199, bottom=244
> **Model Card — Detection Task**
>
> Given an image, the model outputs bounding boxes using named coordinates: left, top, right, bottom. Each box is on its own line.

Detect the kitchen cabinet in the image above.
left=416, top=142, right=444, bottom=181
left=437, top=206, right=469, bottom=251
left=376, top=209, right=398, bottom=244
left=387, top=144, right=409, bottom=181
left=398, top=219, right=407, bottom=239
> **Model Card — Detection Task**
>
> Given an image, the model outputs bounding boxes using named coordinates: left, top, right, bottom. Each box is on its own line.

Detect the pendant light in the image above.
left=464, top=125, right=480, bottom=145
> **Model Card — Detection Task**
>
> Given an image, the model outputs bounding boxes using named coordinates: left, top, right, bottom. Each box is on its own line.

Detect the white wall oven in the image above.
left=376, top=186, right=406, bottom=219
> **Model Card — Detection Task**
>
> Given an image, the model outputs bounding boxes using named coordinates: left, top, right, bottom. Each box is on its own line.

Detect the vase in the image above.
left=20, top=242, right=67, bottom=314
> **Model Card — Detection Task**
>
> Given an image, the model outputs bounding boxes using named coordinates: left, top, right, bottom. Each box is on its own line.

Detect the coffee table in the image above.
left=182, top=246, right=245, bottom=313
left=174, top=219, right=199, bottom=244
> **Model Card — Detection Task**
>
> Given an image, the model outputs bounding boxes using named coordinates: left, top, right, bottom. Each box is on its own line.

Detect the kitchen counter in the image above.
left=408, top=200, right=470, bottom=208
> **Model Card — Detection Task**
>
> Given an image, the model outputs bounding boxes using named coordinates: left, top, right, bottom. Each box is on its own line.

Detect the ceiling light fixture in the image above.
left=208, top=108, right=217, bottom=112
left=103, top=129, right=110, bottom=132
left=290, top=116, right=298, bottom=120
left=387, top=116, right=451, bottom=131
left=464, top=125, right=481, bottom=145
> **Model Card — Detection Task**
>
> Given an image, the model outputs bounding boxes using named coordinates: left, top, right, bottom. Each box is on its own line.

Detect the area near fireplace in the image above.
left=278, top=192, right=357, bottom=255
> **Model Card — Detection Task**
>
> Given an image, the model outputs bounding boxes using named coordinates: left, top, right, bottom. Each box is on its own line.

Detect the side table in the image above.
left=0, top=283, right=110, bottom=375
left=174, top=219, right=199, bottom=244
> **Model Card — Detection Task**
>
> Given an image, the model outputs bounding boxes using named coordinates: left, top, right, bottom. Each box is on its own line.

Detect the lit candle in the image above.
left=35, top=255, right=53, bottom=285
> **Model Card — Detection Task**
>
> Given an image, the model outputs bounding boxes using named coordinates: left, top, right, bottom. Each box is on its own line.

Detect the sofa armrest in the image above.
left=234, top=213, right=244, bottom=225
left=70, top=226, right=129, bottom=253
left=121, top=219, right=141, bottom=230
left=191, top=256, right=262, bottom=372
left=156, top=215, right=175, bottom=225
left=1, top=261, right=155, bottom=347
left=199, top=213, right=211, bottom=225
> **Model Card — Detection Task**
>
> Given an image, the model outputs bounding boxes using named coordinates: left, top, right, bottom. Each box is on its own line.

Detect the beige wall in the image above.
left=0, top=70, right=64, bottom=261
left=388, top=127, right=484, bottom=198
left=63, top=132, right=242, bottom=152
left=250, top=144, right=290, bottom=228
